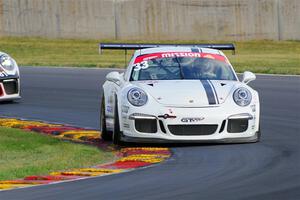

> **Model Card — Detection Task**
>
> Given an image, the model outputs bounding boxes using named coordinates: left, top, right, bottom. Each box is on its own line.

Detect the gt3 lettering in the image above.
left=181, top=117, right=205, bottom=123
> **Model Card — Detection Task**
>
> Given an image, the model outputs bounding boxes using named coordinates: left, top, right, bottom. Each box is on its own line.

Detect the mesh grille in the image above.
left=227, top=119, right=248, bottom=133
left=3, top=80, right=18, bottom=95
left=135, top=119, right=157, bottom=133
left=168, top=125, right=218, bottom=136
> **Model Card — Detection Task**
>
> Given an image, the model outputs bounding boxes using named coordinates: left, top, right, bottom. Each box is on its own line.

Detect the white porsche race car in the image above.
left=0, top=52, right=20, bottom=102
left=100, top=43, right=260, bottom=144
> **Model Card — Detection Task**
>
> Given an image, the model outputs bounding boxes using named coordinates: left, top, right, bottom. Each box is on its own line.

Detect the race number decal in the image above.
left=133, top=61, right=149, bottom=71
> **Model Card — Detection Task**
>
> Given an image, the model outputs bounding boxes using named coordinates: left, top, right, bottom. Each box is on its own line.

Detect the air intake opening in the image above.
left=227, top=119, right=248, bottom=133
left=168, top=125, right=218, bottom=136
left=3, top=80, right=18, bottom=95
left=135, top=119, right=157, bottom=133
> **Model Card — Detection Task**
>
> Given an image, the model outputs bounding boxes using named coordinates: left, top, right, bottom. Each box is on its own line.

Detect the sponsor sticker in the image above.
left=134, top=52, right=227, bottom=64
left=106, top=106, right=113, bottom=113
left=121, top=105, right=129, bottom=113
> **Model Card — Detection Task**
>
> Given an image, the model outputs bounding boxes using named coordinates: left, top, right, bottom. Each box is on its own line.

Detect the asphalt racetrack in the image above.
left=1, top=67, right=300, bottom=200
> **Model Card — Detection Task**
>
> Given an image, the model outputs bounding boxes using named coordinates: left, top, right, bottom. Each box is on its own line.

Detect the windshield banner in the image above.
left=134, top=52, right=228, bottom=64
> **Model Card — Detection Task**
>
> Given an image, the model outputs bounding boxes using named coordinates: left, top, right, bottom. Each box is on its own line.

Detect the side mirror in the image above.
left=106, top=71, right=121, bottom=84
left=242, top=71, right=256, bottom=84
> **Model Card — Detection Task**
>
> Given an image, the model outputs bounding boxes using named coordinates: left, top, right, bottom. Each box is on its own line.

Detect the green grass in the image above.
left=227, top=41, right=300, bottom=75
left=0, top=37, right=299, bottom=74
left=0, top=127, right=115, bottom=181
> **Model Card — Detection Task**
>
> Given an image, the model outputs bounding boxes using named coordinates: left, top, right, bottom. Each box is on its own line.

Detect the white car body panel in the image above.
left=102, top=47, right=260, bottom=143
left=0, top=52, right=21, bottom=101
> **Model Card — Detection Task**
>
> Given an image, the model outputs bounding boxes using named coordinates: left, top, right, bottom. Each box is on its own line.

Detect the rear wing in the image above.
left=99, top=43, right=235, bottom=54
left=98, top=43, right=235, bottom=67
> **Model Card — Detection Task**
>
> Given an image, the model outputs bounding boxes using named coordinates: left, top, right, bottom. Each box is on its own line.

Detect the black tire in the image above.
left=256, top=125, right=261, bottom=142
left=100, top=96, right=112, bottom=141
left=112, top=99, right=122, bottom=145
left=0, top=100, right=14, bottom=104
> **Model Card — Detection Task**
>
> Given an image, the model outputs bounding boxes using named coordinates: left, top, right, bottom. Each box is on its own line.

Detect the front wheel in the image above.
left=100, top=96, right=112, bottom=141
left=112, top=100, right=122, bottom=145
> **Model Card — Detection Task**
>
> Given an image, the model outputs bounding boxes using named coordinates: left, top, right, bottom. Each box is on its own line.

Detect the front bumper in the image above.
left=0, top=77, right=21, bottom=101
left=121, top=133, right=259, bottom=143
left=120, top=105, right=259, bottom=143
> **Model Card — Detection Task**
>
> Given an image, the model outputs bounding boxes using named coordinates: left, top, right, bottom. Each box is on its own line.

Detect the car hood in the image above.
left=132, top=80, right=237, bottom=107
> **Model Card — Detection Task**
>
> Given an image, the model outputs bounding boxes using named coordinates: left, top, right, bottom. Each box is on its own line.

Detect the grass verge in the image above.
left=0, top=127, right=114, bottom=181
left=0, top=37, right=299, bottom=74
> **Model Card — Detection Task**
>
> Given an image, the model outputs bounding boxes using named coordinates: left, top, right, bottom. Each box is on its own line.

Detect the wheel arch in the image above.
left=102, top=81, right=124, bottom=132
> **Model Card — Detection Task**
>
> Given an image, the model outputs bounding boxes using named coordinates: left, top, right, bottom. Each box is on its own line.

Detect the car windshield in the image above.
left=130, top=52, right=237, bottom=81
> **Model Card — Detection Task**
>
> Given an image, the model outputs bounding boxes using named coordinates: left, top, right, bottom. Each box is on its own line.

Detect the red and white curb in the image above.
left=0, top=118, right=171, bottom=191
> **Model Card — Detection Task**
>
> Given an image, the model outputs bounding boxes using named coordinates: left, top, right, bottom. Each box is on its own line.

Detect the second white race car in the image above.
left=0, top=52, right=21, bottom=102
left=100, top=43, right=260, bottom=144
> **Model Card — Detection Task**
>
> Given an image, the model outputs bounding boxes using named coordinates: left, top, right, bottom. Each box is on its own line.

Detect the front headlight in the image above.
left=127, top=88, right=148, bottom=106
left=233, top=87, right=252, bottom=107
left=0, top=54, right=16, bottom=71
